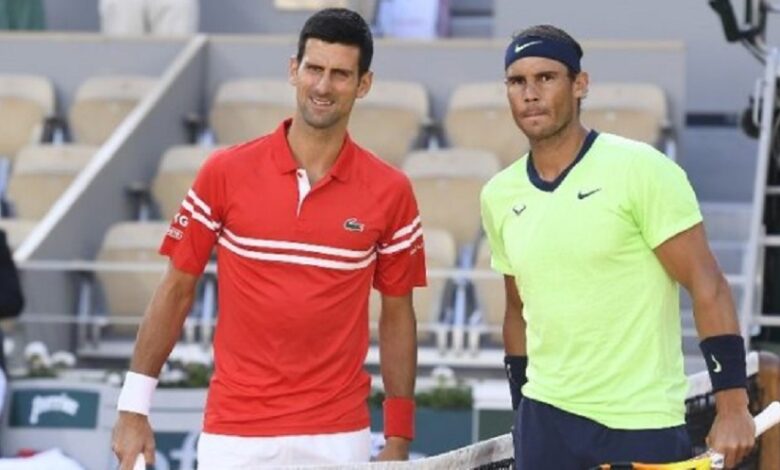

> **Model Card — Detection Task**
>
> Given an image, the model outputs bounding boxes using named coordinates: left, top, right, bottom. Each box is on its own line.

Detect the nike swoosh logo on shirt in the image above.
left=577, top=188, right=602, bottom=200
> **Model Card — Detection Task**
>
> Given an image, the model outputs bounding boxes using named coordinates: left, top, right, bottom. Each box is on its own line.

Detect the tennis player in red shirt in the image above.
left=111, top=8, right=426, bottom=469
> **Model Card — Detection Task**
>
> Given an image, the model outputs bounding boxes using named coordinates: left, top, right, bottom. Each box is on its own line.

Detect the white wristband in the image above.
left=117, top=371, right=158, bottom=416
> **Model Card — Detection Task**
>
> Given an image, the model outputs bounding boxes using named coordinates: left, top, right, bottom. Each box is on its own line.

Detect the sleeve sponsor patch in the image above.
left=167, top=227, right=184, bottom=240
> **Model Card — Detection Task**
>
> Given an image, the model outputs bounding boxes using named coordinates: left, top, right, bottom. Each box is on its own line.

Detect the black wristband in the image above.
left=699, top=334, right=747, bottom=393
left=504, top=355, right=528, bottom=410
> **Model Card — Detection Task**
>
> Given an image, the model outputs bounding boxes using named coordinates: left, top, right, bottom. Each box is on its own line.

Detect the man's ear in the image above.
left=288, top=55, right=299, bottom=86
left=356, top=70, right=373, bottom=99
left=574, top=71, right=589, bottom=100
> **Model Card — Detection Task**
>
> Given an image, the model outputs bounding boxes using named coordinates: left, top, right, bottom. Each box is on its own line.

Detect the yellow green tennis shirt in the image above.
left=480, top=131, right=702, bottom=429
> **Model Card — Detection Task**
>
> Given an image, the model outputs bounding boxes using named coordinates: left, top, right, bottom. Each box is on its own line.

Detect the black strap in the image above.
left=504, top=355, right=528, bottom=410
left=700, top=334, right=747, bottom=393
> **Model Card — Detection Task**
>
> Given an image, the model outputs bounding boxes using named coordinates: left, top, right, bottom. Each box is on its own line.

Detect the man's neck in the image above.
left=529, top=123, right=589, bottom=183
left=287, top=116, right=347, bottom=184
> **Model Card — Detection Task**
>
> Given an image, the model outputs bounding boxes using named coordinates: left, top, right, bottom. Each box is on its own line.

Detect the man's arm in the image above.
left=654, top=223, right=754, bottom=468
left=111, top=262, right=199, bottom=470
left=503, top=275, right=527, bottom=410
left=503, top=275, right=526, bottom=355
left=376, top=292, right=417, bottom=461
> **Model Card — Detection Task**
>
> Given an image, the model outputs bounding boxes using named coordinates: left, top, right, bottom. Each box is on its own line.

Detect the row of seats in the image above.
left=210, top=78, right=672, bottom=167
left=0, top=74, right=156, bottom=244
left=0, top=73, right=670, bottom=172
left=0, top=73, right=151, bottom=358
left=0, top=74, right=156, bottom=161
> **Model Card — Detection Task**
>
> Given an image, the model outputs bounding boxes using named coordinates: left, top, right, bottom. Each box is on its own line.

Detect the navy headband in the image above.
left=504, top=35, right=582, bottom=73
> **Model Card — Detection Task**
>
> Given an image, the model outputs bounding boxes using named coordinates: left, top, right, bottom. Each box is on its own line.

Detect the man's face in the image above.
left=289, top=38, right=372, bottom=130
left=504, top=56, right=588, bottom=142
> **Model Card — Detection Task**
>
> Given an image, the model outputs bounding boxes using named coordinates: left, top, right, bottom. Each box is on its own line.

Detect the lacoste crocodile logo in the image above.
left=343, top=218, right=365, bottom=232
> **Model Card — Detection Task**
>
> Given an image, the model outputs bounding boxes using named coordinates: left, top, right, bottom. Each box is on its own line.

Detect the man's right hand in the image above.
left=112, top=411, right=155, bottom=470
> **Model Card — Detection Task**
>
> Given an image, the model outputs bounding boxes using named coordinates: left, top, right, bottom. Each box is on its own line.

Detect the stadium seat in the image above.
left=403, top=148, right=500, bottom=250
left=368, top=227, right=456, bottom=349
left=0, top=218, right=37, bottom=250
left=152, top=145, right=219, bottom=220
left=581, top=82, right=669, bottom=148
left=6, top=144, right=96, bottom=220
left=470, top=239, right=504, bottom=348
left=444, top=81, right=529, bottom=168
left=348, top=80, right=429, bottom=166
left=209, top=79, right=295, bottom=144
left=69, top=75, right=157, bottom=145
left=95, top=221, right=169, bottom=334
left=0, top=74, right=55, bottom=161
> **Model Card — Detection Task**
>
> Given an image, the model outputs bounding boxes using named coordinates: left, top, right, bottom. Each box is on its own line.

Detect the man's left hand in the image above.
left=707, top=389, right=755, bottom=468
left=376, top=436, right=411, bottom=461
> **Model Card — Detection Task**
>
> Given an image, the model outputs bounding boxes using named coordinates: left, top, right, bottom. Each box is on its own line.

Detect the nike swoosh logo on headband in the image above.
left=514, top=40, right=543, bottom=54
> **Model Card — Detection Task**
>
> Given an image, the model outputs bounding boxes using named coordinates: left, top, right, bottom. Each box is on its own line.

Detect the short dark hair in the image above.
left=514, top=24, right=583, bottom=78
left=297, top=8, right=374, bottom=76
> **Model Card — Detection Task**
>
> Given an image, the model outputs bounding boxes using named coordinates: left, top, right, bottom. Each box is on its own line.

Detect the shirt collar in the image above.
left=271, top=118, right=356, bottom=182
left=526, top=130, right=598, bottom=192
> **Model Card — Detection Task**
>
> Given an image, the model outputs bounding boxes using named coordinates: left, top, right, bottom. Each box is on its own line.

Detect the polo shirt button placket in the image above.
left=295, top=169, right=315, bottom=234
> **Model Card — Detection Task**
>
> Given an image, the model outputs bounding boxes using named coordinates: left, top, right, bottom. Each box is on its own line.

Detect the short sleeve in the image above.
left=628, top=149, right=703, bottom=249
left=373, top=177, right=427, bottom=296
left=159, top=151, right=225, bottom=275
left=480, top=185, right=513, bottom=275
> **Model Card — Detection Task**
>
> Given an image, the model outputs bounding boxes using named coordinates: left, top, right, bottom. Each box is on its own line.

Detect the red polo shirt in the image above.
left=160, top=120, right=426, bottom=436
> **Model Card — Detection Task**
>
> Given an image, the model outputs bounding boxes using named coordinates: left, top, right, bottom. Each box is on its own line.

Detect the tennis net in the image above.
left=309, top=351, right=769, bottom=470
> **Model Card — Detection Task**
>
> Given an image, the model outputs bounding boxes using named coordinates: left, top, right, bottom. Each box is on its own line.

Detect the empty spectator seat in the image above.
left=0, top=74, right=54, bottom=161
left=69, top=75, right=156, bottom=145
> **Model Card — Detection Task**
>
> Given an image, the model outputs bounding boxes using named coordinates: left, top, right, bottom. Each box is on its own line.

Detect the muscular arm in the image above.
left=129, top=262, right=199, bottom=375
left=654, top=223, right=739, bottom=338
left=503, top=275, right=526, bottom=356
left=377, top=292, right=417, bottom=460
left=654, top=223, right=753, bottom=467
left=112, top=262, right=199, bottom=470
